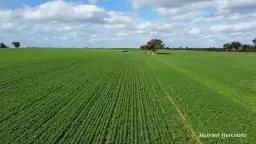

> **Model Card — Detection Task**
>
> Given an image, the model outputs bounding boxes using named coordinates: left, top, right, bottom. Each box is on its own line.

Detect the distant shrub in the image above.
left=0, top=43, right=7, bottom=48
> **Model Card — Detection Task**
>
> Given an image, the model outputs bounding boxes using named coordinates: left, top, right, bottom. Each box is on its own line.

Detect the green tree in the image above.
left=240, top=44, right=252, bottom=52
left=0, top=42, right=7, bottom=48
left=140, top=45, right=148, bottom=51
left=146, top=39, right=165, bottom=52
left=12, top=42, right=20, bottom=48
left=230, top=41, right=242, bottom=51
left=223, top=43, right=232, bottom=50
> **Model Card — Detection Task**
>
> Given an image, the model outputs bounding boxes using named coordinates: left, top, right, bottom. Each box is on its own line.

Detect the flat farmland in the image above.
left=0, top=49, right=255, bottom=144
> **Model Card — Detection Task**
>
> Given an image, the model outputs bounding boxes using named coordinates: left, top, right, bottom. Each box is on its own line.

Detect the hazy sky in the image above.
left=0, top=0, right=256, bottom=48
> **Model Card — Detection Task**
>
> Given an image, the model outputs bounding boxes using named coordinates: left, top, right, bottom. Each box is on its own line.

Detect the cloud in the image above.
left=169, top=11, right=206, bottom=21
left=105, top=11, right=134, bottom=24
left=210, top=21, right=256, bottom=32
left=0, top=0, right=256, bottom=48
left=188, top=28, right=201, bottom=35
left=201, top=35, right=213, bottom=39
left=116, top=32, right=129, bottom=37
left=216, top=0, right=256, bottom=13
left=57, top=25, right=82, bottom=32
left=0, top=10, right=12, bottom=22
left=2, top=0, right=107, bottom=23
left=132, top=0, right=256, bottom=13
left=131, top=0, right=213, bottom=9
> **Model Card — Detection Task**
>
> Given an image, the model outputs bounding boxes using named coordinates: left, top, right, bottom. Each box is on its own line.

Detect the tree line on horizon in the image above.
left=140, top=38, right=256, bottom=52
left=1, top=38, right=256, bottom=52
left=0, top=42, right=20, bottom=48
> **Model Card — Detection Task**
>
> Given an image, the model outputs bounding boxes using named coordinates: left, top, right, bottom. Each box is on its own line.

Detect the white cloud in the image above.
left=228, top=32, right=242, bottom=36
left=0, top=0, right=256, bottom=48
left=116, top=32, right=129, bottom=37
left=157, top=7, right=181, bottom=15
left=216, top=0, right=256, bottom=12
left=188, top=28, right=201, bottom=34
left=0, top=10, right=12, bottom=21
left=193, top=15, right=224, bottom=23
left=57, top=26, right=81, bottom=32
left=171, top=11, right=206, bottom=21
left=210, top=25, right=232, bottom=32
left=4, top=0, right=107, bottom=23
left=210, top=21, right=256, bottom=32
left=132, top=0, right=256, bottom=14
left=0, top=22, right=15, bottom=29
left=105, top=11, right=134, bottom=24
left=104, top=24, right=126, bottom=29
left=131, top=0, right=213, bottom=9
left=201, top=35, right=213, bottom=39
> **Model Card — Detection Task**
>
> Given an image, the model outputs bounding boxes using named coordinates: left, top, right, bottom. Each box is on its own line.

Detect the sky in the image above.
left=0, top=0, right=256, bottom=48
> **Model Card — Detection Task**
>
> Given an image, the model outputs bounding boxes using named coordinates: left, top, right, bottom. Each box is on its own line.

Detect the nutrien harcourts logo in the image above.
left=199, top=133, right=247, bottom=139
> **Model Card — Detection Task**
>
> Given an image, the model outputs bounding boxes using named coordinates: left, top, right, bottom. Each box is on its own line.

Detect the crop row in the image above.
left=2, top=49, right=253, bottom=144
left=0, top=52, right=196, bottom=143
left=146, top=53, right=255, bottom=143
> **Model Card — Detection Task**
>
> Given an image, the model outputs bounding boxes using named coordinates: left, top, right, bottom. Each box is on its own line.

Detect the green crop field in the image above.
left=0, top=48, right=255, bottom=144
